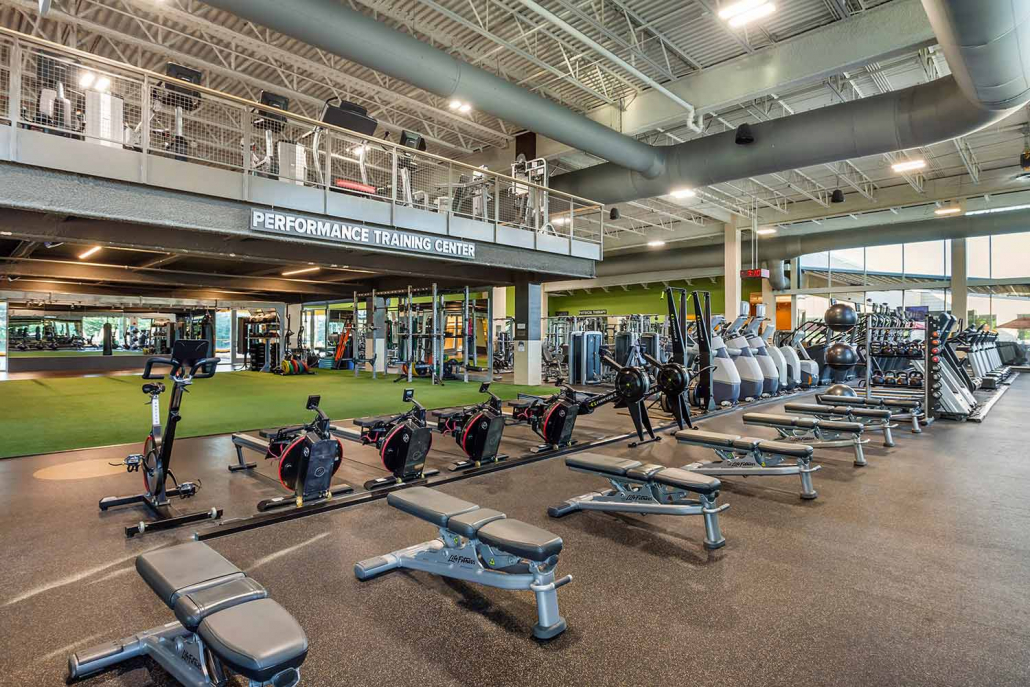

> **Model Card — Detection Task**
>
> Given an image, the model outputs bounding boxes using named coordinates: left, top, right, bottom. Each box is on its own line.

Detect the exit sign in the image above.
left=740, top=268, right=770, bottom=279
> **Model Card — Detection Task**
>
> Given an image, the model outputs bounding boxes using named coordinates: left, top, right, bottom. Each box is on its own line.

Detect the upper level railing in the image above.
left=0, top=27, right=604, bottom=254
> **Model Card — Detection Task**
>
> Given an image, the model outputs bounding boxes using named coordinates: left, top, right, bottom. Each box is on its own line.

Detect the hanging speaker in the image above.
left=735, top=123, right=755, bottom=145
left=609, top=207, right=621, bottom=220
left=831, top=189, right=845, bottom=203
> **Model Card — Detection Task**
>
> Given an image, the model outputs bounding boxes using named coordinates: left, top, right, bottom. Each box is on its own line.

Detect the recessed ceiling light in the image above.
left=756, top=227, right=777, bottom=235
left=891, top=159, right=926, bottom=173
left=671, top=188, right=696, bottom=199
left=449, top=100, right=462, bottom=110
left=78, top=246, right=102, bottom=259
left=458, top=103, right=472, bottom=113
left=647, top=240, right=666, bottom=247
left=282, top=266, right=321, bottom=276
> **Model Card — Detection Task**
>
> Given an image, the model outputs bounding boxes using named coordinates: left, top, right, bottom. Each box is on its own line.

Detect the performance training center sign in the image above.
left=251, top=209, right=476, bottom=260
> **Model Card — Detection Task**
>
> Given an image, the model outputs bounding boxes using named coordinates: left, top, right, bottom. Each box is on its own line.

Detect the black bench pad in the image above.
left=744, top=413, right=862, bottom=434
left=783, top=403, right=834, bottom=414
left=819, top=419, right=864, bottom=433
left=785, top=403, right=891, bottom=419
left=448, top=508, right=506, bottom=538
left=198, top=598, right=309, bottom=683
left=566, top=453, right=642, bottom=476
left=387, top=486, right=480, bottom=528
left=646, top=466, right=721, bottom=494
left=675, top=430, right=740, bottom=447
left=477, top=519, right=563, bottom=562
left=174, top=577, right=267, bottom=631
left=136, top=542, right=243, bottom=608
left=757, top=440, right=814, bottom=458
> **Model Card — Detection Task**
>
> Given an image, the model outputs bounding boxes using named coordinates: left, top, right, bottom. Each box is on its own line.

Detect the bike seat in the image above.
left=142, top=383, right=165, bottom=395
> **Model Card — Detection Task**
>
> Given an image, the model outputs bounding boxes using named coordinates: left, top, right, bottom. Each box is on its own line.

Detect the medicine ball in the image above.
left=824, top=342, right=858, bottom=369
left=824, top=303, right=858, bottom=332
left=824, top=383, right=856, bottom=398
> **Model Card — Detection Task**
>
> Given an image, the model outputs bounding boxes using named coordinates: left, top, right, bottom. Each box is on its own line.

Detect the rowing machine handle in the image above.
left=142, top=357, right=175, bottom=380
left=189, top=357, right=221, bottom=379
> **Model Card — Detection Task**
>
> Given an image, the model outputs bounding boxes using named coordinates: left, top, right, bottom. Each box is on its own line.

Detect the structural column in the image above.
left=513, top=280, right=543, bottom=386
left=724, top=222, right=742, bottom=319
left=950, top=238, right=968, bottom=324
left=492, top=286, right=508, bottom=334
left=366, top=293, right=387, bottom=373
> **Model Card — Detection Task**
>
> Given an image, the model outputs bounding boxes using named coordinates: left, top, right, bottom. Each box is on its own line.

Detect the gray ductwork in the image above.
left=551, top=0, right=1030, bottom=204
left=200, top=0, right=662, bottom=177
left=205, top=0, right=1028, bottom=208
left=765, top=260, right=790, bottom=290
left=597, top=208, right=1030, bottom=277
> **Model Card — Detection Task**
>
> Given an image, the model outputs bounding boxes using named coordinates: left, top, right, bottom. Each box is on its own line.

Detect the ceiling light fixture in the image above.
left=671, top=188, right=696, bottom=199
left=282, top=266, right=321, bottom=276
left=891, top=159, right=926, bottom=173
left=647, top=240, right=666, bottom=247
left=966, top=202, right=1030, bottom=216
left=448, top=99, right=462, bottom=110
left=722, top=1, right=776, bottom=28
left=756, top=227, right=777, bottom=235
left=934, top=206, right=962, bottom=216
left=78, top=246, right=102, bottom=259
left=458, top=103, right=472, bottom=113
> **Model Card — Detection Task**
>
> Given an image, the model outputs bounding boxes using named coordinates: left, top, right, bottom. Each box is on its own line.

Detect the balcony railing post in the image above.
left=321, top=129, right=329, bottom=213
left=9, top=41, right=21, bottom=160
left=390, top=146, right=398, bottom=225
left=241, top=101, right=251, bottom=200
left=140, top=74, right=151, bottom=183
left=569, top=197, right=574, bottom=240
left=493, top=175, right=499, bottom=241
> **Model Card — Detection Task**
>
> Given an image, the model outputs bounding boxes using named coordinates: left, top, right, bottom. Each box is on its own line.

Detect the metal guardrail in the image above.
left=0, top=27, right=604, bottom=253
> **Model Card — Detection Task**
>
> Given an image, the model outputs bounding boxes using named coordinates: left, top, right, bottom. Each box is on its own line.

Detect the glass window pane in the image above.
left=990, top=231, right=1030, bottom=279
left=967, top=236, right=990, bottom=278
left=866, top=290, right=905, bottom=310
left=864, top=244, right=903, bottom=290
left=799, top=252, right=829, bottom=290
left=215, top=311, right=231, bottom=355
left=992, top=292, right=1030, bottom=341
left=829, top=248, right=864, bottom=287
left=904, top=240, right=946, bottom=281
left=967, top=294, right=994, bottom=330
left=796, top=294, right=830, bottom=324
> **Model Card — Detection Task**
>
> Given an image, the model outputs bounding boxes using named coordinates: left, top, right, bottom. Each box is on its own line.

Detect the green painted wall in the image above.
left=545, top=278, right=765, bottom=319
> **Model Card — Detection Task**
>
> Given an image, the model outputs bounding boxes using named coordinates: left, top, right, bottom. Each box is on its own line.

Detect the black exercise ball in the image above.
left=824, top=383, right=857, bottom=397
left=825, top=342, right=858, bottom=369
left=824, top=303, right=858, bottom=332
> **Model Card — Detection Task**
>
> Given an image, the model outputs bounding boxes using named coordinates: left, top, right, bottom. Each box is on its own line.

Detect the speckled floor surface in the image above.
left=1, top=380, right=1028, bottom=686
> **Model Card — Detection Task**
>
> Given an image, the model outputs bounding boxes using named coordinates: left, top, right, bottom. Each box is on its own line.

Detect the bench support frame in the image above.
left=683, top=447, right=821, bottom=500
left=70, top=621, right=298, bottom=687
left=767, top=427, right=868, bottom=467
left=549, top=469, right=728, bottom=549
left=355, top=528, right=571, bottom=640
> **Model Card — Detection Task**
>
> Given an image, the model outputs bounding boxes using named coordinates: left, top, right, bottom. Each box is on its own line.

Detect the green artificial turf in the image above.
left=8, top=350, right=141, bottom=358
left=0, top=370, right=557, bottom=459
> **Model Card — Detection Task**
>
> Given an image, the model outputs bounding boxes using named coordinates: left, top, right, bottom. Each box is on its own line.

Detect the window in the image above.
left=865, top=244, right=904, bottom=287
left=967, top=236, right=990, bottom=278
left=829, top=248, right=864, bottom=287
left=990, top=231, right=1030, bottom=279
left=799, top=252, right=829, bottom=289
left=904, top=240, right=946, bottom=281
left=215, top=311, right=232, bottom=355
left=967, top=294, right=994, bottom=330
left=796, top=294, right=830, bottom=324
left=866, top=290, right=905, bottom=310
left=991, top=292, right=1030, bottom=341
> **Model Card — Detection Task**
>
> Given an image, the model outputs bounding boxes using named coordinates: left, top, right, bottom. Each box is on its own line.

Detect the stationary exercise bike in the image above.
left=230, top=394, right=353, bottom=511
left=433, top=382, right=508, bottom=471
left=353, top=388, right=439, bottom=490
left=100, top=339, right=222, bottom=537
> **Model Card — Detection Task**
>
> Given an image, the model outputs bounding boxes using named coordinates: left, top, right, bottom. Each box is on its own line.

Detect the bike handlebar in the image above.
left=142, top=357, right=175, bottom=380
left=142, top=356, right=219, bottom=380
left=189, top=357, right=220, bottom=379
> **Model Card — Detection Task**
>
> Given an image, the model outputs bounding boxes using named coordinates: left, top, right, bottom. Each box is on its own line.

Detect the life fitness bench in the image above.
left=815, top=394, right=924, bottom=434
left=69, top=541, right=308, bottom=686
left=355, top=486, right=571, bottom=639
left=742, top=412, right=869, bottom=466
left=784, top=402, right=896, bottom=447
left=547, top=452, right=728, bottom=550
left=675, top=429, right=820, bottom=500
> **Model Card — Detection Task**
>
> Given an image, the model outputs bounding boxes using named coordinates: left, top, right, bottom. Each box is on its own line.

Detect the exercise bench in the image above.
left=355, top=486, right=571, bottom=639
left=675, top=429, right=820, bottom=500
left=743, top=413, right=868, bottom=466
left=548, top=452, right=728, bottom=550
left=816, top=394, right=924, bottom=433
left=784, top=403, right=896, bottom=447
left=69, top=541, right=308, bottom=686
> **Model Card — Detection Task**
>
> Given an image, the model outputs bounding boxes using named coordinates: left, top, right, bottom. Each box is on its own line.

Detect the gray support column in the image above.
left=790, top=257, right=800, bottom=330
left=724, top=222, right=742, bottom=319
left=514, top=280, right=543, bottom=386
left=951, top=238, right=968, bottom=324
left=366, top=291, right=387, bottom=376
left=486, top=289, right=494, bottom=382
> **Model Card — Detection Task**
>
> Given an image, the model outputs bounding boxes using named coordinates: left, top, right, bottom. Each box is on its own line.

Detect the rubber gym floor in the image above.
left=1, top=377, right=1028, bottom=686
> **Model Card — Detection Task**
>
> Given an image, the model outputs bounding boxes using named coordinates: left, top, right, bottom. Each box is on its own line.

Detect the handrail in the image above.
left=0, top=24, right=602, bottom=209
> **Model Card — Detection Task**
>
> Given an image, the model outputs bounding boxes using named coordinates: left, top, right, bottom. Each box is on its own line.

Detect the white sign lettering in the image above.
left=251, top=209, right=476, bottom=260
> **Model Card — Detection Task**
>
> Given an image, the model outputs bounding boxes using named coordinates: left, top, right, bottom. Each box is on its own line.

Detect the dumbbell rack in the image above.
left=862, top=324, right=933, bottom=422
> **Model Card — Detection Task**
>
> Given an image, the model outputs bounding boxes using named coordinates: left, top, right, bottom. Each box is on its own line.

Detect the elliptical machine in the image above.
left=723, top=302, right=766, bottom=401
left=101, top=340, right=221, bottom=537
left=350, top=389, right=439, bottom=490
left=230, top=395, right=353, bottom=511
left=433, top=383, right=508, bottom=471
